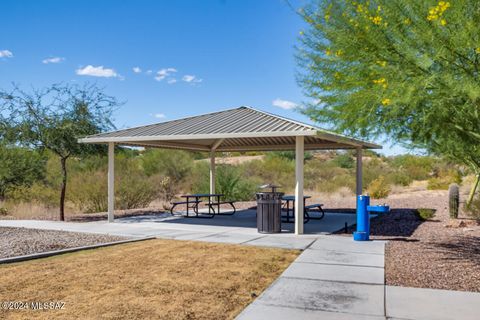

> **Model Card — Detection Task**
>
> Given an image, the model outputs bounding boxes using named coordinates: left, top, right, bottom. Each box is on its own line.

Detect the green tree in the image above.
left=297, top=0, right=480, bottom=199
left=0, top=84, right=119, bottom=220
left=0, top=145, right=46, bottom=199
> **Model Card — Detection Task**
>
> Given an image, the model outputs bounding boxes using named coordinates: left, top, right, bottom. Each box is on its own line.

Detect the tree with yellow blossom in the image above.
left=297, top=0, right=480, bottom=204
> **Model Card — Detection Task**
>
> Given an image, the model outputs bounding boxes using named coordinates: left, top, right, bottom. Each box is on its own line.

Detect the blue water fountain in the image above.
left=353, top=195, right=389, bottom=241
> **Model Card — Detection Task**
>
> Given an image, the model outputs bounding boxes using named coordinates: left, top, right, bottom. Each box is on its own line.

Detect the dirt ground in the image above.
left=0, top=239, right=298, bottom=320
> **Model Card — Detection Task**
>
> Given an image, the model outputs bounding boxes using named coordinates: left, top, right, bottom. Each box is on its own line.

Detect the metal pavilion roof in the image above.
left=79, top=106, right=381, bottom=151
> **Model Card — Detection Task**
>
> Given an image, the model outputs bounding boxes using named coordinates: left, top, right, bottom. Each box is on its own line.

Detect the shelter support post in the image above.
left=356, top=147, right=363, bottom=196
left=209, top=139, right=224, bottom=194
left=295, top=136, right=304, bottom=235
left=210, top=151, right=215, bottom=194
left=108, top=142, right=115, bottom=222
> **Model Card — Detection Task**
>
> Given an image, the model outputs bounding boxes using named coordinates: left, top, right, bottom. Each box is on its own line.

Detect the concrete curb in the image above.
left=0, top=236, right=156, bottom=264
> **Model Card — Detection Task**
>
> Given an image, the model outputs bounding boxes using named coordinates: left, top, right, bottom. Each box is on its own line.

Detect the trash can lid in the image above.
left=259, top=184, right=282, bottom=192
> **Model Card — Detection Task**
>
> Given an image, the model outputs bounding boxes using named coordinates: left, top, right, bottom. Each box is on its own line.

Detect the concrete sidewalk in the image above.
left=237, top=235, right=387, bottom=320
left=237, top=235, right=480, bottom=320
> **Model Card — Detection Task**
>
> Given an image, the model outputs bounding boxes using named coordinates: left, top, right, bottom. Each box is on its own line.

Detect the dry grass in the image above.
left=0, top=239, right=298, bottom=320
left=0, top=201, right=61, bottom=220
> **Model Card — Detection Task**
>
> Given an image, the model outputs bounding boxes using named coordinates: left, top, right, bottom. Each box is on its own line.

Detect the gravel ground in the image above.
left=0, top=227, right=128, bottom=259
left=338, top=190, right=480, bottom=292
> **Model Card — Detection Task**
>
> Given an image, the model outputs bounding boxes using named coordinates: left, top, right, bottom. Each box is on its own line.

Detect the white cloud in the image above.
left=182, top=74, right=202, bottom=83
left=167, top=78, right=177, bottom=84
left=132, top=67, right=142, bottom=73
left=146, top=70, right=153, bottom=74
left=42, top=57, right=64, bottom=64
left=272, top=98, right=298, bottom=110
left=155, top=68, right=177, bottom=81
left=154, top=113, right=166, bottom=119
left=0, top=50, right=13, bottom=58
left=76, top=65, right=118, bottom=78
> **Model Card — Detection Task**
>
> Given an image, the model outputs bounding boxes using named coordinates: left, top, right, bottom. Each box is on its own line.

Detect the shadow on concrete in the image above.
left=115, top=209, right=360, bottom=235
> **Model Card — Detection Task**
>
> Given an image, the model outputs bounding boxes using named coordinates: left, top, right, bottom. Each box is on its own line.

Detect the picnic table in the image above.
left=170, top=193, right=236, bottom=218
left=282, top=195, right=325, bottom=223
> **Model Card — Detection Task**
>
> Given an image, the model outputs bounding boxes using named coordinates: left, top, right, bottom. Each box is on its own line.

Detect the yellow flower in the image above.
left=326, top=49, right=332, bottom=56
left=427, top=1, right=450, bottom=21
left=373, top=78, right=388, bottom=89
left=440, top=19, right=447, bottom=26
left=325, top=14, right=330, bottom=21
left=382, top=98, right=391, bottom=106
left=299, top=31, right=304, bottom=36
left=371, top=16, right=382, bottom=25
left=475, top=48, right=480, bottom=54
left=376, top=60, right=387, bottom=67
left=403, top=18, right=411, bottom=25
left=335, top=49, right=343, bottom=57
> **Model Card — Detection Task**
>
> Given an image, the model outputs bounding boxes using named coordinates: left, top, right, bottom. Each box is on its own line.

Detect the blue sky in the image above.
left=0, top=0, right=408, bottom=155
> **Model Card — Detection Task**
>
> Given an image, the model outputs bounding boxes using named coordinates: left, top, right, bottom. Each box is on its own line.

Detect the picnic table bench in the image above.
left=170, top=194, right=236, bottom=218
left=282, top=195, right=325, bottom=223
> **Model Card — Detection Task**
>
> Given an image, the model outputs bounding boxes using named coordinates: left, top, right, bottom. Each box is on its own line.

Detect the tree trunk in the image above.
left=466, top=174, right=480, bottom=208
left=59, top=157, right=68, bottom=221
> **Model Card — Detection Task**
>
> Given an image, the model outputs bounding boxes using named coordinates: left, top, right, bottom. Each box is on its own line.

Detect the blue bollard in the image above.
left=353, top=195, right=370, bottom=241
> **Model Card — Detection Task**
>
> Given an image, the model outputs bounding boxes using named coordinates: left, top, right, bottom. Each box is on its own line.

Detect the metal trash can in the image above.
left=256, top=184, right=284, bottom=233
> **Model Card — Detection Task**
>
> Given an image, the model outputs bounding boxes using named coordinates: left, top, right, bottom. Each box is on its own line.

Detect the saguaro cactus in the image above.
left=449, top=183, right=460, bottom=219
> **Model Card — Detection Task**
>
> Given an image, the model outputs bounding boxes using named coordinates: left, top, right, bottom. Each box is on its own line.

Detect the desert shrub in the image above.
left=332, top=153, right=354, bottom=169
left=427, top=168, right=462, bottom=190
left=68, top=155, right=158, bottom=213
left=0, top=207, right=8, bottom=216
left=141, top=149, right=193, bottom=181
left=69, top=154, right=107, bottom=172
left=390, top=155, right=435, bottom=181
left=427, top=177, right=450, bottom=190
left=115, top=176, right=157, bottom=210
left=367, top=176, right=391, bottom=199
left=154, top=175, right=176, bottom=203
left=216, top=165, right=257, bottom=201
left=191, top=163, right=257, bottom=201
left=7, top=183, right=59, bottom=208
left=0, top=145, right=46, bottom=199
left=189, top=161, right=210, bottom=196
left=362, top=157, right=392, bottom=188
left=242, top=156, right=295, bottom=189
left=385, top=170, right=413, bottom=187
left=316, top=174, right=356, bottom=193
left=266, top=151, right=312, bottom=161
left=305, top=158, right=354, bottom=193
left=416, top=208, right=436, bottom=220
left=68, top=171, right=108, bottom=213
